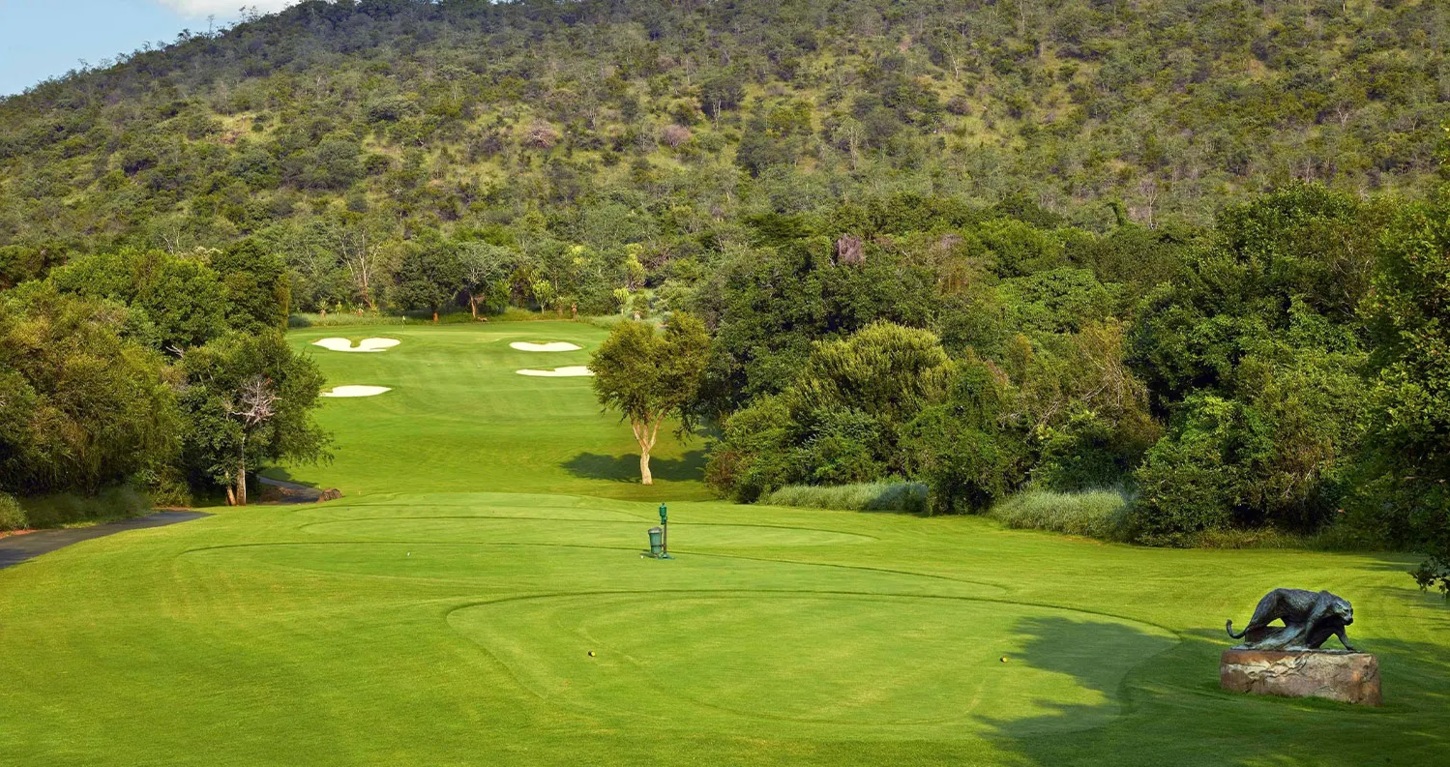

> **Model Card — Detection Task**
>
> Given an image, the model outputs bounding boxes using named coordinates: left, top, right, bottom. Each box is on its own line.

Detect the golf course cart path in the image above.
left=0, top=511, right=208, bottom=570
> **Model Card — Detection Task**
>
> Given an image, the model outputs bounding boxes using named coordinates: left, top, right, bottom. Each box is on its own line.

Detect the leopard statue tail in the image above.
left=1226, top=620, right=1247, bottom=639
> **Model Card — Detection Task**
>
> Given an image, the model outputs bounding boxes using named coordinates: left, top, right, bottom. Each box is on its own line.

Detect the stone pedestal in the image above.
left=1220, top=649, right=1381, bottom=706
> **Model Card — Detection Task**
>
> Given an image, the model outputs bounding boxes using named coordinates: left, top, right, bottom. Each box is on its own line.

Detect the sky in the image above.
left=0, top=0, right=300, bottom=97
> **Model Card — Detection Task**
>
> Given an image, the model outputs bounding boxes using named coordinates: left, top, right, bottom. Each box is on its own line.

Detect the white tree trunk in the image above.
left=632, top=416, right=663, bottom=485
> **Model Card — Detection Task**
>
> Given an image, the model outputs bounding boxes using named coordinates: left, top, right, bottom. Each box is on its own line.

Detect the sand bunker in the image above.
left=516, top=367, right=594, bottom=378
left=510, top=342, right=582, bottom=352
left=322, top=386, right=393, bottom=398
left=313, top=338, right=401, bottom=353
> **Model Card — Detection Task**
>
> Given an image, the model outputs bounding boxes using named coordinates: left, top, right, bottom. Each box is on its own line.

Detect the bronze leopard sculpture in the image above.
left=1226, top=588, right=1358, bottom=651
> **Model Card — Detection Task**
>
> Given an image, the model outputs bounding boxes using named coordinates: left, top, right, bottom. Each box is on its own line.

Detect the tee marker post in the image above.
left=659, top=503, right=672, bottom=559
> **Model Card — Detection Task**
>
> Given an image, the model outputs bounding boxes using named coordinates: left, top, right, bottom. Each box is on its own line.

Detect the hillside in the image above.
left=0, top=0, right=1445, bottom=263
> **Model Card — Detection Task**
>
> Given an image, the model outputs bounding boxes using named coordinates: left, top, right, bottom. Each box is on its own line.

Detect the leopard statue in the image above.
left=1226, top=588, right=1358, bottom=652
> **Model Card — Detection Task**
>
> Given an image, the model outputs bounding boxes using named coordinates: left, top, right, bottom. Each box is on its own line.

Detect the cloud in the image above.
left=156, top=0, right=301, bottom=17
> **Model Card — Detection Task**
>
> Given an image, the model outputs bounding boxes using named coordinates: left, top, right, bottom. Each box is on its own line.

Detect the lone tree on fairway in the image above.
left=180, top=331, right=331, bottom=505
left=591, top=315, right=709, bottom=484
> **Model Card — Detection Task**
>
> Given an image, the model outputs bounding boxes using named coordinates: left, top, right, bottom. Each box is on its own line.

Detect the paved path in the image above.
left=258, top=476, right=339, bottom=503
left=0, top=511, right=208, bottom=570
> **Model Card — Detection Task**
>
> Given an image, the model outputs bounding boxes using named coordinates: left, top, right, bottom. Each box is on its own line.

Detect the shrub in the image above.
left=0, top=493, right=26, bottom=531
left=1035, top=410, right=1139, bottom=492
left=705, top=396, right=796, bottom=502
left=525, top=120, right=561, bottom=150
left=989, top=489, right=1133, bottom=542
left=1127, top=395, right=1247, bottom=546
left=496, top=307, right=569, bottom=322
left=762, top=481, right=929, bottom=513
left=1128, top=432, right=1235, bottom=546
left=18, top=486, right=151, bottom=529
left=660, top=124, right=692, bottom=149
left=1412, top=555, right=1450, bottom=599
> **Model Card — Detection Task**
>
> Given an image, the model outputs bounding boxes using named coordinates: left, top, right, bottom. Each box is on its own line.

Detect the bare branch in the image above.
left=228, top=375, right=278, bottom=429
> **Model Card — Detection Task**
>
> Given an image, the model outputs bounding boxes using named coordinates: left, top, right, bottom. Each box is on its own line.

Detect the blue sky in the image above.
left=0, top=1, right=299, bottom=97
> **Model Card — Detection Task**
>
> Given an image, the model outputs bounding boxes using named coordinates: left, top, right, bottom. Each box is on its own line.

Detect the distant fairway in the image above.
left=280, top=323, right=710, bottom=500
left=1, top=322, right=1446, bottom=766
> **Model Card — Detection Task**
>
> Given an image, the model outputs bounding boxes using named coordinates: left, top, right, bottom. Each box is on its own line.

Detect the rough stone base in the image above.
left=1220, top=649, right=1381, bottom=706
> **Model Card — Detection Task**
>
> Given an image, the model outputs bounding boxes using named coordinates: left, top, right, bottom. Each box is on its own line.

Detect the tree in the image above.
left=458, top=242, right=515, bottom=319
left=591, top=314, right=710, bottom=485
left=705, top=322, right=955, bottom=499
left=179, top=331, right=330, bottom=504
left=903, top=355, right=1023, bottom=515
left=328, top=219, right=384, bottom=312
left=700, top=70, right=745, bottom=122
left=50, top=249, right=226, bottom=353
left=1352, top=193, right=1450, bottom=570
left=211, top=240, right=291, bottom=332
left=392, top=237, right=462, bottom=321
left=224, top=375, right=278, bottom=506
left=0, top=284, right=180, bottom=495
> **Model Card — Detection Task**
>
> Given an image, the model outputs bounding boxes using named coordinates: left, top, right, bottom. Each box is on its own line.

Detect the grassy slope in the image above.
left=0, top=322, right=1446, bottom=766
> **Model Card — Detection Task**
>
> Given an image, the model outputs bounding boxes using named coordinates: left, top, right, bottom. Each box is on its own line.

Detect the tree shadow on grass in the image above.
left=979, top=615, right=1448, bottom=766
left=257, top=468, right=320, bottom=489
left=561, top=451, right=706, bottom=483
left=976, top=615, right=1178, bottom=742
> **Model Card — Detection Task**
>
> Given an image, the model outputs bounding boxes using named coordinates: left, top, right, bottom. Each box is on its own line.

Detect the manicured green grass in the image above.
left=275, top=322, right=711, bottom=501
left=0, top=322, right=1446, bottom=765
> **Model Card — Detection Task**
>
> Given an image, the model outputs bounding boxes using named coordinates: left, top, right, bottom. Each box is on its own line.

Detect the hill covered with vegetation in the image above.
left=0, top=0, right=1446, bottom=263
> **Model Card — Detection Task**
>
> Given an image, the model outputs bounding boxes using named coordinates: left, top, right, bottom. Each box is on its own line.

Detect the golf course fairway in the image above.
left=1, top=322, right=1446, bottom=766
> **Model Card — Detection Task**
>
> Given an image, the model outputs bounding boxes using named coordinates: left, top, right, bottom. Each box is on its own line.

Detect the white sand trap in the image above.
left=313, top=338, right=402, bottom=353
left=516, top=366, right=594, bottom=378
left=510, top=342, right=582, bottom=352
left=322, top=385, right=392, bottom=398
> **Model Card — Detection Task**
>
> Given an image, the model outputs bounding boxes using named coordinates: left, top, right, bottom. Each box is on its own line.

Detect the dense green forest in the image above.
left=1, top=0, right=1449, bottom=587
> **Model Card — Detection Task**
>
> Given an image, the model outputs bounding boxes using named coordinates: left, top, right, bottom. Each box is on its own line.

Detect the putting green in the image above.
left=450, top=592, right=1176, bottom=739
left=0, top=321, right=1446, bottom=767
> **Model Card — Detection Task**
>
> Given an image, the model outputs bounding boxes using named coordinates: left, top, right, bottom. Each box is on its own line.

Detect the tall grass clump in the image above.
left=762, top=481, right=929, bottom=513
left=18, top=486, right=152, bottom=529
left=990, top=488, right=1133, bottom=542
left=497, top=307, right=582, bottom=322
left=288, top=313, right=410, bottom=328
